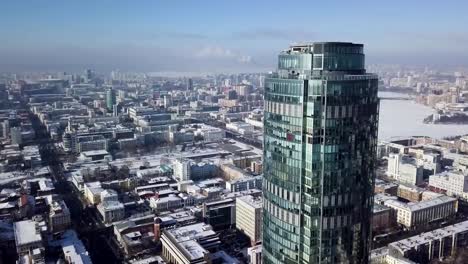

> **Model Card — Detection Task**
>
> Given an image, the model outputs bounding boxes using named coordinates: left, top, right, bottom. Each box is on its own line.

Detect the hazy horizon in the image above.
left=2, top=1, right=468, bottom=73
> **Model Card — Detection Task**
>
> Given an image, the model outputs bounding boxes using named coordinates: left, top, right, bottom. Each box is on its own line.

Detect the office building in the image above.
left=203, top=199, right=236, bottom=231
left=236, top=195, right=263, bottom=245
left=263, top=42, right=379, bottom=263
left=13, top=220, right=44, bottom=255
left=106, top=87, right=116, bottom=112
left=173, top=158, right=191, bottom=181
left=429, top=171, right=468, bottom=200
left=384, top=196, right=457, bottom=229
left=161, top=223, right=220, bottom=264
left=387, top=220, right=468, bottom=263
left=387, top=153, right=424, bottom=186
left=48, top=199, right=71, bottom=233
left=187, top=78, right=193, bottom=91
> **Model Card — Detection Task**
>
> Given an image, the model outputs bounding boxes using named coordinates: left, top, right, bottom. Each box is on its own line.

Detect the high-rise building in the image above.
left=106, top=87, right=116, bottom=112
left=263, top=42, right=379, bottom=264
left=187, top=78, right=193, bottom=91
left=10, top=126, right=22, bottom=145
left=236, top=195, right=263, bottom=246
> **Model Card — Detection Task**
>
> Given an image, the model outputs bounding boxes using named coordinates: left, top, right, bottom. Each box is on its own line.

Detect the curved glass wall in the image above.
left=263, top=42, right=379, bottom=264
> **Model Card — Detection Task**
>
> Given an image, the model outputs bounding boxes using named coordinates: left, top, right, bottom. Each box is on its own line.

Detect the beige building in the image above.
left=236, top=195, right=262, bottom=245
left=83, top=181, right=104, bottom=204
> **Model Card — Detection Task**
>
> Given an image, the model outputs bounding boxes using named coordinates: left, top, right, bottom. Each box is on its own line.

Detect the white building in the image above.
left=195, top=125, right=225, bottom=142
left=149, top=195, right=183, bottom=213
left=173, top=158, right=191, bottom=181
left=236, top=195, right=263, bottom=245
left=161, top=223, right=220, bottom=264
left=61, top=234, right=93, bottom=264
left=226, top=175, right=262, bottom=192
left=97, top=200, right=125, bottom=224
left=384, top=195, right=457, bottom=229
left=247, top=245, right=263, bottom=264
left=225, top=122, right=254, bottom=135
left=387, top=153, right=424, bottom=186
left=385, top=220, right=468, bottom=263
left=13, top=220, right=44, bottom=255
left=10, top=127, right=22, bottom=145
left=429, top=171, right=468, bottom=200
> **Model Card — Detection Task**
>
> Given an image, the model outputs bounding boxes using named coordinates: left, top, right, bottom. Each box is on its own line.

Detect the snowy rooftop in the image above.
left=58, top=230, right=92, bottom=264
left=385, top=195, right=456, bottom=212
left=237, top=195, right=263, bottom=208
left=13, top=220, right=42, bottom=246
left=390, top=220, right=468, bottom=254
left=81, top=149, right=110, bottom=156
left=164, top=223, right=216, bottom=260
left=100, top=200, right=124, bottom=211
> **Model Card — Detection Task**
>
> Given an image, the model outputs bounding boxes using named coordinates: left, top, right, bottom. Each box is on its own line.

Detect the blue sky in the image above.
left=1, top=0, right=468, bottom=72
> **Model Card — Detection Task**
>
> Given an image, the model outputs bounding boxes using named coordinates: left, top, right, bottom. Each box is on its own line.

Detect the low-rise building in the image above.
left=372, top=204, right=394, bottom=233
left=13, top=220, right=44, bottom=256
left=48, top=198, right=71, bottom=233
left=203, top=199, right=236, bottom=231
left=226, top=175, right=262, bottom=192
left=397, top=184, right=424, bottom=202
left=79, top=150, right=112, bottom=162
left=248, top=245, right=262, bottom=264
left=429, top=170, right=468, bottom=200
left=161, top=223, right=220, bottom=264
left=149, top=195, right=184, bottom=213
left=97, top=200, right=125, bottom=224
left=387, top=220, right=468, bottom=263
left=374, top=179, right=398, bottom=196
left=83, top=182, right=104, bottom=204
left=384, top=196, right=457, bottom=229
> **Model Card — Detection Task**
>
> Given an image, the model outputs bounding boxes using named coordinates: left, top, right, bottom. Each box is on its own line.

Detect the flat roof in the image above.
left=164, top=223, right=216, bottom=260
left=390, top=220, right=468, bottom=253
left=13, top=220, right=42, bottom=246
left=385, top=195, right=457, bottom=212
left=81, top=150, right=109, bottom=156
left=237, top=195, right=262, bottom=208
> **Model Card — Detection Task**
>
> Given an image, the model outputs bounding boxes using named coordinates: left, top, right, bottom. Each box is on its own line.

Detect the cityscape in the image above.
left=2, top=1, right=468, bottom=264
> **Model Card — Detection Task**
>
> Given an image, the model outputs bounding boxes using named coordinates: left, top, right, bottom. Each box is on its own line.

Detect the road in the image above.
left=28, top=110, right=123, bottom=263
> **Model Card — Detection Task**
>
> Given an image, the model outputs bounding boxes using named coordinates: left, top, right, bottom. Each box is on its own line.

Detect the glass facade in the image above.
left=263, top=42, right=379, bottom=264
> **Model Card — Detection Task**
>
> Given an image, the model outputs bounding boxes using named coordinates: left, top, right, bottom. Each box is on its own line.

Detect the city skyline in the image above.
left=2, top=1, right=468, bottom=72
left=4, top=2, right=468, bottom=264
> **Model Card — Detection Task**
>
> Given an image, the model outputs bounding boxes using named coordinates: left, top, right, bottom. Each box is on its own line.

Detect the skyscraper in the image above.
left=263, top=42, right=379, bottom=264
left=106, top=87, right=116, bottom=112
left=187, top=78, right=193, bottom=91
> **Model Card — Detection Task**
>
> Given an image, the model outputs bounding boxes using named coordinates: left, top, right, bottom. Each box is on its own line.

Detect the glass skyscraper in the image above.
left=263, top=42, right=379, bottom=264
left=106, top=87, right=116, bottom=112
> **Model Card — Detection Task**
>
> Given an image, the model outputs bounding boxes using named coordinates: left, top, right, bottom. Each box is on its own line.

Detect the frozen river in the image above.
left=378, top=92, right=468, bottom=140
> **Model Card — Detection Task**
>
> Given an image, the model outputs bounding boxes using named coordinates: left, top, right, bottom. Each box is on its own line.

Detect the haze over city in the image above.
left=2, top=1, right=468, bottom=72
left=3, top=2, right=468, bottom=264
